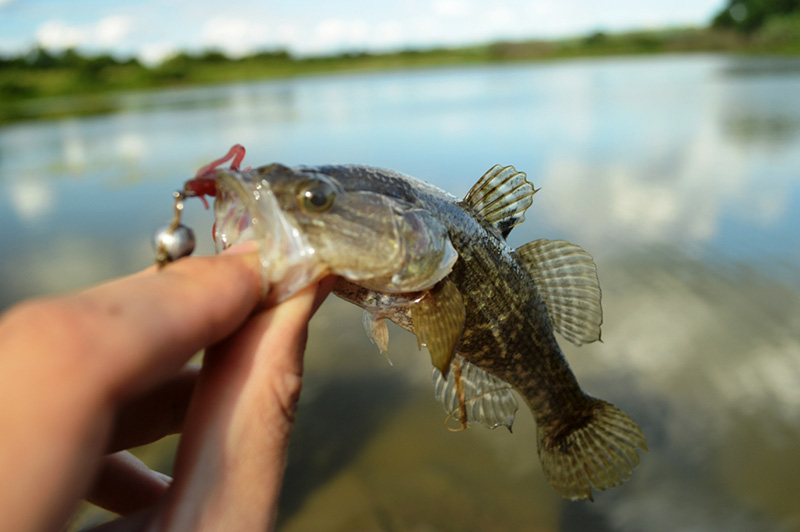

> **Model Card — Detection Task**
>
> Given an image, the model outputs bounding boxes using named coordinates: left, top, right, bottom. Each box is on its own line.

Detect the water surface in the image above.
left=1, top=54, right=799, bottom=531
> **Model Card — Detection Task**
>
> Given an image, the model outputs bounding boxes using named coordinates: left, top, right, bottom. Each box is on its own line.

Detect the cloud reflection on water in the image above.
left=564, top=256, right=800, bottom=530
left=7, top=178, right=54, bottom=222
left=286, top=253, right=800, bottom=531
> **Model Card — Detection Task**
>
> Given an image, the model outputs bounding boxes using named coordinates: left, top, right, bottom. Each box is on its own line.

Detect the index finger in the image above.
left=0, top=246, right=264, bottom=403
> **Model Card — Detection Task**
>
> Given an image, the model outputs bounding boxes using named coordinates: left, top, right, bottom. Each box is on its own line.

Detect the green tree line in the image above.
left=713, top=0, right=800, bottom=33
left=0, top=47, right=292, bottom=74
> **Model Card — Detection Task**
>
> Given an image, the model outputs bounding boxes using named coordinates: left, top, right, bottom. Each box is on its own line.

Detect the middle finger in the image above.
left=108, top=366, right=200, bottom=453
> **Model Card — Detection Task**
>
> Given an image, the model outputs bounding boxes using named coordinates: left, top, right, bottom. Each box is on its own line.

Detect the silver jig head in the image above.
left=153, top=190, right=196, bottom=267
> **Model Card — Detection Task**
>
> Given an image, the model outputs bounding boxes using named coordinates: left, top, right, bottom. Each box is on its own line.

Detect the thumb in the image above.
left=150, top=277, right=334, bottom=532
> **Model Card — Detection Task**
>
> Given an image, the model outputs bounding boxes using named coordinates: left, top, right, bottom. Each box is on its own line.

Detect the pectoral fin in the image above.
left=410, top=279, right=466, bottom=376
left=516, top=239, right=603, bottom=346
left=432, top=354, right=519, bottom=430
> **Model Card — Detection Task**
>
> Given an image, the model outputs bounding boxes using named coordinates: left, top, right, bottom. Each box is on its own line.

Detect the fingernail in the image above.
left=154, top=471, right=174, bottom=486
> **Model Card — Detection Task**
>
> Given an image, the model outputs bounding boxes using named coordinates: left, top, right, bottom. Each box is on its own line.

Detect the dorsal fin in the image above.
left=432, top=354, right=519, bottom=430
left=516, top=239, right=603, bottom=346
left=462, top=164, right=537, bottom=238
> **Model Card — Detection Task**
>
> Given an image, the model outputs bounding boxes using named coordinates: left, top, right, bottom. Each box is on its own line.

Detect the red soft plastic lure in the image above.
left=183, top=144, right=250, bottom=209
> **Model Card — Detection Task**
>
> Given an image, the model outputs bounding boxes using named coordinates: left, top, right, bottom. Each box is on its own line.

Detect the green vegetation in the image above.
left=713, top=0, right=800, bottom=33
left=711, top=0, right=800, bottom=51
left=1, top=3, right=799, bottom=124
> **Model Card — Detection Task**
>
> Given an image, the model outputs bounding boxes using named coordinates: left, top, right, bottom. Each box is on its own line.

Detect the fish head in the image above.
left=211, top=163, right=458, bottom=302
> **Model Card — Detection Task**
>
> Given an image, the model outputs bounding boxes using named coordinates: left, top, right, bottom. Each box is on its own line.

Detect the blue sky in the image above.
left=0, top=0, right=726, bottom=64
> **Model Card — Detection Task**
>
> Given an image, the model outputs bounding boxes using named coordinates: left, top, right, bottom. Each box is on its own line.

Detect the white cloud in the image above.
left=291, top=17, right=371, bottom=56
left=35, top=16, right=133, bottom=52
left=433, top=0, right=475, bottom=18
left=486, top=7, right=514, bottom=28
left=371, top=21, right=405, bottom=50
left=200, top=17, right=273, bottom=58
left=139, top=42, right=177, bottom=67
left=318, top=18, right=368, bottom=48
left=10, top=0, right=727, bottom=62
left=95, top=15, right=133, bottom=48
left=35, top=20, right=86, bottom=51
left=275, top=23, right=299, bottom=44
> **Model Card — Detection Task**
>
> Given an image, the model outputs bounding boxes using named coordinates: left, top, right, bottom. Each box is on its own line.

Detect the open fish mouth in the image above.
left=212, top=170, right=327, bottom=303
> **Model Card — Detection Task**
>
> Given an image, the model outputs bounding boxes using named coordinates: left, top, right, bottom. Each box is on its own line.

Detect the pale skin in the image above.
left=0, top=243, right=334, bottom=532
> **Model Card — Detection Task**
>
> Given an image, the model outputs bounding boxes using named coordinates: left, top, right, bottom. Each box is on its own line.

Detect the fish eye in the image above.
left=297, top=179, right=336, bottom=213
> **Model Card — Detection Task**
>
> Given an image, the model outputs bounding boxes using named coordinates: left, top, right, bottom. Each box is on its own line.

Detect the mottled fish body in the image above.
left=191, top=153, right=647, bottom=501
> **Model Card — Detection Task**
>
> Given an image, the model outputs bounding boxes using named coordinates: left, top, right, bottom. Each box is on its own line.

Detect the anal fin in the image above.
left=432, top=354, right=519, bottom=430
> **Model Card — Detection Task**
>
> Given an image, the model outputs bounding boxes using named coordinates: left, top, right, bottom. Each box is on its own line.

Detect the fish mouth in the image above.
left=212, top=170, right=327, bottom=303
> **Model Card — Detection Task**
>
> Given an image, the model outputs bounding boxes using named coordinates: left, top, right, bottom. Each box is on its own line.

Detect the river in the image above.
left=1, top=53, right=799, bottom=531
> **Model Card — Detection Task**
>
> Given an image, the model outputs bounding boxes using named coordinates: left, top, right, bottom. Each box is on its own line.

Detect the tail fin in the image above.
left=536, top=398, right=648, bottom=501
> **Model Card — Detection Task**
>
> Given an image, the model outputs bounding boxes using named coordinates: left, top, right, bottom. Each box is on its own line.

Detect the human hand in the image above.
left=0, top=245, right=334, bottom=532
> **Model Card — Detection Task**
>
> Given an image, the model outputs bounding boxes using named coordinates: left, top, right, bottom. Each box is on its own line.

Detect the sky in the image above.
left=0, top=0, right=727, bottom=65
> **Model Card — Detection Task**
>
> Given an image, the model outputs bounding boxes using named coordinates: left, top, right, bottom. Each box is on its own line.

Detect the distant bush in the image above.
left=713, top=0, right=800, bottom=33
left=755, top=12, right=800, bottom=45
left=488, top=41, right=556, bottom=60
left=197, top=50, right=229, bottom=63
left=584, top=31, right=609, bottom=46
left=26, top=47, right=61, bottom=69
left=0, top=79, right=37, bottom=98
left=249, top=50, right=291, bottom=62
left=631, top=33, right=663, bottom=51
left=151, top=53, right=193, bottom=82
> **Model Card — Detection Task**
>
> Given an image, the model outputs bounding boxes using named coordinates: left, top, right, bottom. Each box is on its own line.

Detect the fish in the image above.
left=183, top=145, right=648, bottom=501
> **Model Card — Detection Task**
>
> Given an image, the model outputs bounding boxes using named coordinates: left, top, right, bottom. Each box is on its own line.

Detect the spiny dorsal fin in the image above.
left=411, top=279, right=466, bottom=376
left=462, top=164, right=537, bottom=238
left=432, top=354, right=519, bottom=430
left=516, top=239, right=602, bottom=346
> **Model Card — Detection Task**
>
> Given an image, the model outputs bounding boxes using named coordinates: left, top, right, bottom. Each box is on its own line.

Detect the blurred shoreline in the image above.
left=2, top=21, right=800, bottom=125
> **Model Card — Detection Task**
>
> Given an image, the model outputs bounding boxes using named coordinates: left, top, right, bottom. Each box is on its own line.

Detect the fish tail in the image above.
left=536, top=397, right=648, bottom=501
